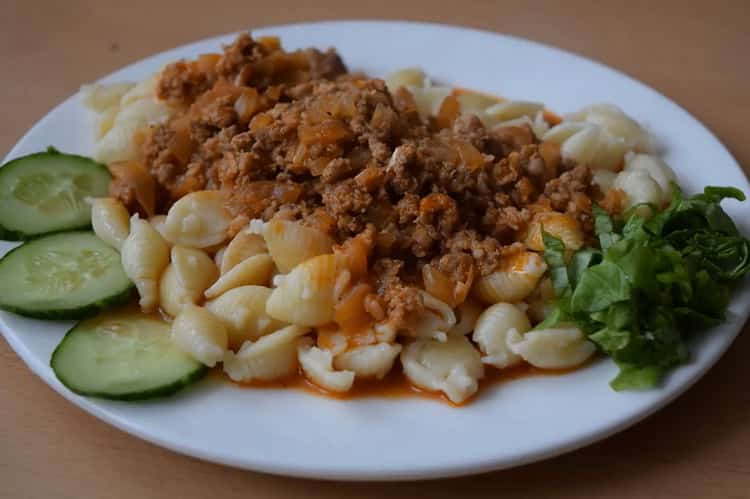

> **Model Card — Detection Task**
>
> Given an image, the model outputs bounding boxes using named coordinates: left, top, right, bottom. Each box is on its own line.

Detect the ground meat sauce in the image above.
left=122, top=33, right=598, bottom=330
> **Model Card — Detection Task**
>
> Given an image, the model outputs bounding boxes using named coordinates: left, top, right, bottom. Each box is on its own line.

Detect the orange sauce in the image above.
left=223, top=358, right=598, bottom=407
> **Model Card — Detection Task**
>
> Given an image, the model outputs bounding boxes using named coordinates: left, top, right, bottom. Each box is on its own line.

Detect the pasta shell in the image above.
left=266, top=254, right=339, bottom=326
left=472, top=303, right=530, bottom=368
left=163, top=190, right=232, bottom=248
left=333, top=343, right=402, bottom=380
left=405, top=291, right=457, bottom=341
left=623, top=153, right=676, bottom=201
left=401, top=336, right=484, bottom=404
left=449, top=300, right=484, bottom=336
left=120, top=214, right=170, bottom=312
left=171, top=305, right=228, bottom=367
left=474, top=251, right=547, bottom=304
left=506, top=325, right=596, bottom=369
left=543, top=122, right=628, bottom=172
left=385, top=68, right=427, bottom=92
left=159, top=264, right=194, bottom=317
left=93, top=121, right=139, bottom=164
left=95, top=98, right=170, bottom=163
left=89, top=197, right=130, bottom=250
left=592, top=169, right=618, bottom=193
left=488, top=111, right=550, bottom=140
left=566, top=103, right=654, bottom=152
left=221, top=230, right=267, bottom=274
left=203, top=254, right=275, bottom=299
left=410, top=86, right=451, bottom=118
left=297, top=338, right=355, bottom=393
left=531, top=111, right=551, bottom=139
left=484, top=100, right=543, bottom=124
left=455, top=91, right=500, bottom=115
left=223, top=325, right=309, bottom=382
left=542, top=122, right=586, bottom=144
left=94, top=107, right=119, bottom=140
left=263, top=219, right=333, bottom=273
left=213, top=246, right=227, bottom=269
left=205, top=285, right=286, bottom=348
left=172, top=245, right=218, bottom=295
left=595, top=132, right=629, bottom=171
left=613, top=169, right=663, bottom=213
left=160, top=246, right=218, bottom=317
left=524, top=212, right=584, bottom=252
left=560, top=125, right=601, bottom=165
left=89, top=75, right=168, bottom=164
left=119, top=74, right=158, bottom=105
left=80, top=82, right=135, bottom=111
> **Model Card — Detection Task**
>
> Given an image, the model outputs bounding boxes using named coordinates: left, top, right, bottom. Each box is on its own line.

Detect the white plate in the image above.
left=2, top=20, right=749, bottom=481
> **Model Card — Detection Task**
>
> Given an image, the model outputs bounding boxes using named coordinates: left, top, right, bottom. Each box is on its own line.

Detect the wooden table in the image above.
left=2, top=1, right=749, bottom=497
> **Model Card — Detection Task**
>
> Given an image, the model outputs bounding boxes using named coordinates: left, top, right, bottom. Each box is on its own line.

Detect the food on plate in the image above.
left=401, top=335, right=484, bottom=403
left=204, top=253, right=274, bottom=298
left=205, top=285, right=285, bottom=348
left=0, top=148, right=111, bottom=240
left=0, top=231, right=132, bottom=319
left=472, top=302, right=529, bottom=368
left=541, top=187, right=750, bottom=388
left=298, top=337, right=356, bottom=392
left=158, top=245, right=218, bottom=317
left=218, top=229, right=267, bottom=274
left=120, top=214, right=170, bottom=312
left=223, top=324, right=309, bottom=382
left=89, top=197, right=131, bottom=250
left=506, top=324, right=596, bottom=369
left=171, top=304, right=228, bottom=367
left=0, top=32, right=748, bottom=404
left=51, top=308, right=206, bottom=400
left=333, top=342, right=403, bottom=379
left=83, top=76, right=170, bottom=164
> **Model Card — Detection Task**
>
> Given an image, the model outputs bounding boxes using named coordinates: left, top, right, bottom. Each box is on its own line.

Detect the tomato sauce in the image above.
left=221, top=359, right=596, bottom=406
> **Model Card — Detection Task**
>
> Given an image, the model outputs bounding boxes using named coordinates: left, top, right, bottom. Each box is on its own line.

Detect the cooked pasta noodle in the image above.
left=401, top=336, right=484, bottom=404
left=171, top=305, right=228, bottom=367
left=506, top=325, right=596, bottom=369
left=89, top=197, right=130, bottom=250
left=80, top=41, right=696, bottom=404
left=223, top=325, right=309, bottom=382
left=162, top=191, right=232, bottom=248
left=298, top=338, right=356, bottom=392
left=205, top=285, right=286, bottom=348
left=120, top=214, right=170, bottom=312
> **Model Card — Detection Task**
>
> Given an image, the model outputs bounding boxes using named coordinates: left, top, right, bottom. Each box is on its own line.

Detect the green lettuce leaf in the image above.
left=541, top=185, right=749, bottom=391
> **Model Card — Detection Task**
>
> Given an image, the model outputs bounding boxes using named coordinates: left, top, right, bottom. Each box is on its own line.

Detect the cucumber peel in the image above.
left=0, top=231, right=133, bottom=320
left=0, top=147, right=111, bottom=240
left=51, top=308, right=207, bottom=400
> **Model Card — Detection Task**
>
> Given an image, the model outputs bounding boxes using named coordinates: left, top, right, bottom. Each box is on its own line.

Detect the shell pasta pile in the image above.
left=81, top=70, right=672, bottom=404
left=93, top=195, right=598, bottom=403
left=0, top=33, right=746, bottom=406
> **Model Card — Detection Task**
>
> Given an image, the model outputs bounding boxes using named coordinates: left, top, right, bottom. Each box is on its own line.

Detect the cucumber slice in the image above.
left=51, top=308, right=207, bottom=400
left=0, top=147, right=111, bottom=240
left=0, top=231, right=132, bottom=319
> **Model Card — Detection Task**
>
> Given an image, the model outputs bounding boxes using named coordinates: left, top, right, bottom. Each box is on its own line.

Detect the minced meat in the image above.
left=122, top=33, right=598, bottom=330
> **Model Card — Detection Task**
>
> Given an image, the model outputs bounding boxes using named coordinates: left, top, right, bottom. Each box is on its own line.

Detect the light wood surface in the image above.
left=2, top=1, right=749, bottom=497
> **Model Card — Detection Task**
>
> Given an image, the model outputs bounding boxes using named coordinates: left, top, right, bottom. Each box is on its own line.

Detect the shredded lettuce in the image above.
left=542, top=185, right=749, bottom=390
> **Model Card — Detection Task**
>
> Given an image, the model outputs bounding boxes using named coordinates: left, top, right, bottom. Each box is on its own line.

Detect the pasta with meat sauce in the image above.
left=83, top=32, right=668, bottom=404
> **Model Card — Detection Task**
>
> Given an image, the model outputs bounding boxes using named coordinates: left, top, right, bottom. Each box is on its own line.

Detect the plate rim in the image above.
left=2, top=19, right=749, bottom=481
